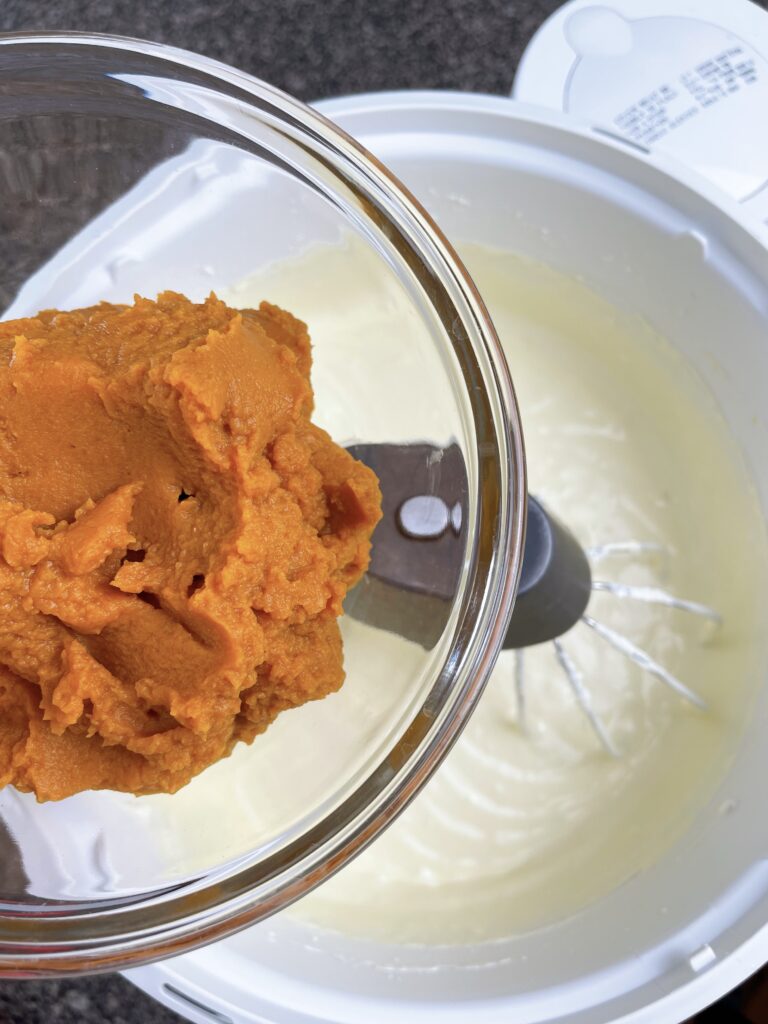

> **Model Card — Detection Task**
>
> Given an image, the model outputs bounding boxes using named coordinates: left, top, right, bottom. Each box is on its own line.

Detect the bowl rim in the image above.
left=0, top=33, right=526, bottom=972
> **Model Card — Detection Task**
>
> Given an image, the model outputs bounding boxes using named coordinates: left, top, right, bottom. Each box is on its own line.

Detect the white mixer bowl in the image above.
left=126, top=92, right=768, bottom=1024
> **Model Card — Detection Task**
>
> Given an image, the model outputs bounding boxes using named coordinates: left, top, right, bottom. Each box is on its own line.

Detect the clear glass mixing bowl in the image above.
left=0, top=34, right=525, bottom=973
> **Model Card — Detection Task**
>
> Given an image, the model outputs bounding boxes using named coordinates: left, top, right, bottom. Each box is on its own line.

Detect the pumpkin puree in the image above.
left=0, top=293, right=381, bottom=801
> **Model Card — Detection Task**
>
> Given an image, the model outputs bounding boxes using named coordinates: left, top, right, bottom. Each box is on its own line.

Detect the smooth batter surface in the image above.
left=0, top=293, right=380, bottom=801
left=226, top=242, right=768, bottom=944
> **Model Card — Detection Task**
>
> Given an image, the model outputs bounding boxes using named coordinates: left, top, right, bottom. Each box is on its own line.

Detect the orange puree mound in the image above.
left=0, top=292, right=381, bottom=801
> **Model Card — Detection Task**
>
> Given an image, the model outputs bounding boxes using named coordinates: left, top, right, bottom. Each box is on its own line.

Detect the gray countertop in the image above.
left=0, top=1, right=766, bottom=1022
left=0, top=0, right=562, bottom=101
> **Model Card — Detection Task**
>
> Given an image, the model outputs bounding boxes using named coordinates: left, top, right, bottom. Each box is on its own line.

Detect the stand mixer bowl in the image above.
left=131, top=91, right=768, bottom=1024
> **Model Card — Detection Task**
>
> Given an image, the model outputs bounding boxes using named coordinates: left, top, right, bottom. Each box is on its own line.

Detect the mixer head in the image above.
left=346, top=442, right=720, bottom=756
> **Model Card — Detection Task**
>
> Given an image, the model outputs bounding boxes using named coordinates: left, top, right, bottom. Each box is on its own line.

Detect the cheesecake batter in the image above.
left=0, top=293, right=380, bottom=801
left=227, top=242, right=767, bottom=943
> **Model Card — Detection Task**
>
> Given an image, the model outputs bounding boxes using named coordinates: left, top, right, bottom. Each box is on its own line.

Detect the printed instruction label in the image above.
left=614, top=46, right=759, bottom=146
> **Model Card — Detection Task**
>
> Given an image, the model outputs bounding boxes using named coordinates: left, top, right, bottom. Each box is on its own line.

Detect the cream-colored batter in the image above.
left=16, top=240, right=763, bottom=931
left=226, top=242, right=768, bottom=944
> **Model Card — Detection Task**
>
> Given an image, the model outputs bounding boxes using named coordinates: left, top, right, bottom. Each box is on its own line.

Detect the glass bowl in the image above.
left=0, top=33, right=525, bottom=974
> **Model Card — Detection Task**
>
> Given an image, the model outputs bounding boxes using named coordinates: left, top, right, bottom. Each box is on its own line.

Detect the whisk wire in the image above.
left=553, top=638, right=620, bottom=757
left=586, top=541, right=668, bottom=564
left=514, top=650, right=527, bottom=734
left=591, top=581, right=720, bottom=622
left=582, top=614, right=708, bottom=710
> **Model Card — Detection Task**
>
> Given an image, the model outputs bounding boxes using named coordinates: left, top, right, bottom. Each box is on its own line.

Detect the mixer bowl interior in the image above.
left=128, top=93, right=768, bottom=1024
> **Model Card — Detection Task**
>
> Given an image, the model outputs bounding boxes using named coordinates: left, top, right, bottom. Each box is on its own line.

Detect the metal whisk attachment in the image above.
left=343, top=442, right=720, bottom=756
left=511, top=514, right=720, bottom=756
